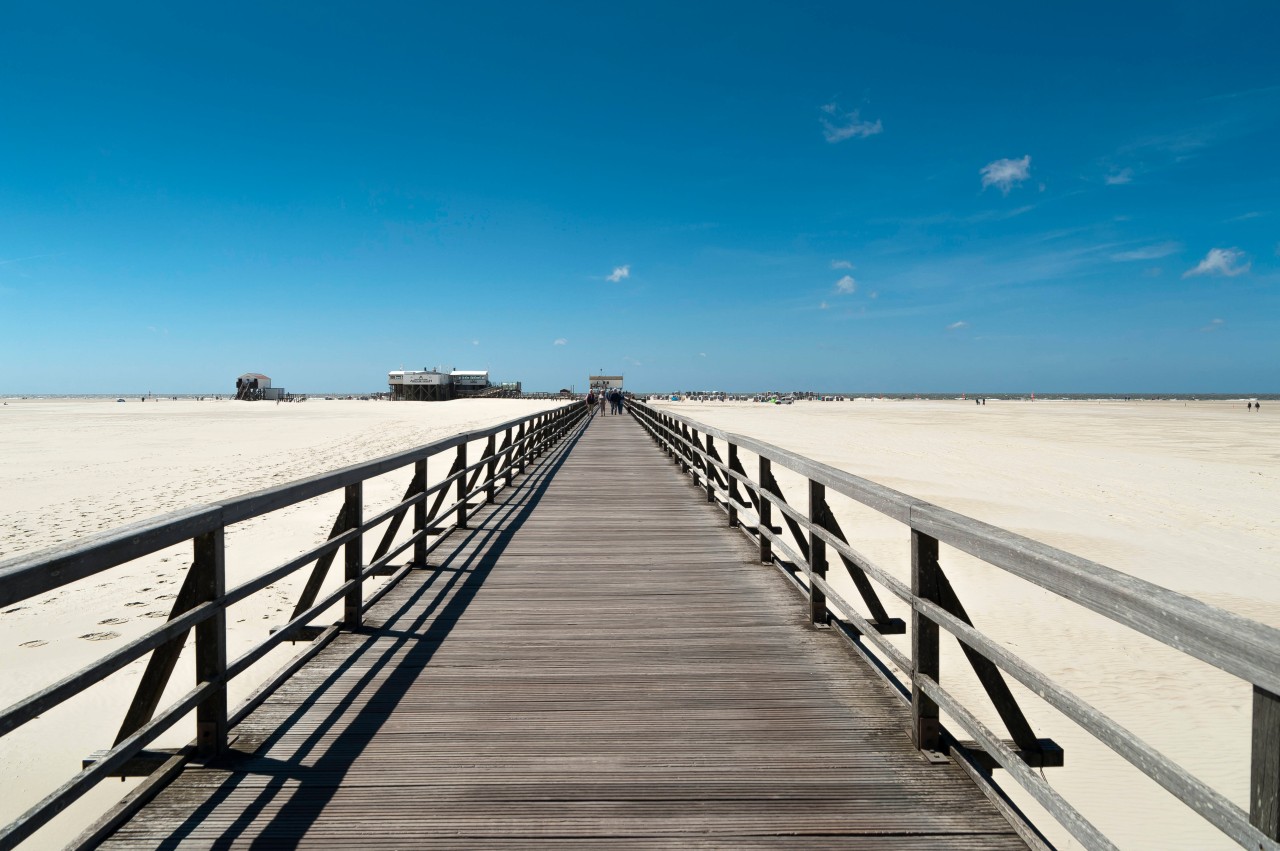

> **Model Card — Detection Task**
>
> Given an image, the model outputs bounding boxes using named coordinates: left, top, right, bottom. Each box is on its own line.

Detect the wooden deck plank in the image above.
left=98, top=413, right=1026, bottom=848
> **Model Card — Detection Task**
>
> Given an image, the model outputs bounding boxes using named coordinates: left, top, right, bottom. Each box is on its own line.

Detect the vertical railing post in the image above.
left=911, top=529, right=941, bottom=754
left=515, top=423, right=527, bottom=476
left=193, top=528, right=227, bottom=757
left=413, top=459, right=427, bottom=566
left=727, top=442, right=740, bottom=528
left=758, top=456, right=772, bottom=565
left=344, top=482, right=362, bottom=629
left=704, top=434, right=715, bottom=502
left=1253, top=686, right=1280, bottom=839
left=455, top=443, right=468, bottom=529
left=484, top=434, right=497, bottom=504
left=808, top=480, right=828, bottom=626
left=504, top=427, right=515, bottom=486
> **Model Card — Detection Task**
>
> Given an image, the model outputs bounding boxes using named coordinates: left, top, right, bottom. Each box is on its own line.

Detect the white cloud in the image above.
left=1201, top=318, right=1225, bottom=332
left=606, top=264, right=630, bottom=282
left=980, top=155, right=1032, bottom=194
left=819, top=300, right=829, bottom=310
left=471, top=339, right=480, bottom=345
left=947, top=321, right=969, bottom=330
left=820, top=102, right=883, bottom=143
left=553, top=338, right=567, bottom=346
left=1183, top=247, right=1250, bottom=278
left=1111, top=242, right=1181, bottom=261
left=1105, top=168, right=1134, bottom=185
left=834, top=274, right=856, bottom=294
left=699, top=352, right=707, bottom=357
left=831, top=259, right=853, bottom=269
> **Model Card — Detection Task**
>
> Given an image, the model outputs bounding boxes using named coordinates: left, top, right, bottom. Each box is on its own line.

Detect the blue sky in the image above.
left=2, top=2, right=1278, bottom=394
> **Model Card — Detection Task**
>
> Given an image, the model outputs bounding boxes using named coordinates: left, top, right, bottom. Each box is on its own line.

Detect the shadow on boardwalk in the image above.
left=100, top=414, right=1026, bottom=849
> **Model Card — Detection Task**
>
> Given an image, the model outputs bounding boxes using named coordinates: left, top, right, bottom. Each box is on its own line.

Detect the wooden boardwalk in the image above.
left=98, top=413, right=1027, bottom=849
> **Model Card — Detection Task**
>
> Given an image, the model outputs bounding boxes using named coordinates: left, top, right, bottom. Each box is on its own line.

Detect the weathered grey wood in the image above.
left=933, top=567, right=1040, bottom=753
left=911, top=530, right=941, bottom=754
left=97, top=413, right=1022, bottom=850
left=115, top=565, right=201, bottom=746
left=0, top=406, right=579, bottom=609
left=455, top=444, right=468, bottom=529
left=915, top=591, right=1275, bottom=849
left=1255, top=687, right=1280, bottom=839
left=727, top=442, right=740, bottom=527
left=193, top=530, right=227, bottom=757
left=808, top=480, right=828, bottom=626
left=343, top=483, right=362, bottom=629
left=758, top=456, right=772, bottom=564
left=289, top=499, right=350, bottom=620
left=413, top=459, right=428, bottom=566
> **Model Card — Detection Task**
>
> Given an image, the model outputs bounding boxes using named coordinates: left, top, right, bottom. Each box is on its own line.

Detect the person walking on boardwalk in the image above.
left=609, top=389, right=623, bottom=415
left=598, top=391, right=608, bottom=416
left=587, top=391, right=597, bottom=414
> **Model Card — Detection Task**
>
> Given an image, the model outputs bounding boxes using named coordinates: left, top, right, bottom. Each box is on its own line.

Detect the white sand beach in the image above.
left=0, top=396, right=561, bottom=848
left=653, top=398, right=1280, bottom=850
left=1, top=395, right=1276, bottom=849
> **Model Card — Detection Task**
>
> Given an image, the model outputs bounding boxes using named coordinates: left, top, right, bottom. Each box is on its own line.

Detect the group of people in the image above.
left=587, top=389, right=626, bottom=416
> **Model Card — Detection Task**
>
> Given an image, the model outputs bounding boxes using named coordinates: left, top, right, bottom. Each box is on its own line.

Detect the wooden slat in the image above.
left=98, top=415, right=1024, bottom=848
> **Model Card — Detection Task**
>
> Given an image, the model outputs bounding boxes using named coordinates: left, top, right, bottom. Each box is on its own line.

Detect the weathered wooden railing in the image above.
left=628, top=399, right=1280, bottom=851
left=0, top=402, right=587, bottom=850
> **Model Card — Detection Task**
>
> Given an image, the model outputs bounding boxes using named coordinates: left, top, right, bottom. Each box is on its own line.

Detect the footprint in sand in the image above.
left=124, top=601, right=146, bottom=607
left=155, top=594, right=176, bottom=600
left=20, top=639, right=47, bottom=648
left=79, top=632, right=120, bottom=641
left=140, top=611, right=167, bottom=618
left=3, top=607, right=25, bottom=614
left=98, top=617, right=129, bottom=625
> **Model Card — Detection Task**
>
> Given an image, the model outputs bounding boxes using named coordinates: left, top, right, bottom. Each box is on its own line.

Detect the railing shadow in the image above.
left=149, top=421, right=587, bottom=849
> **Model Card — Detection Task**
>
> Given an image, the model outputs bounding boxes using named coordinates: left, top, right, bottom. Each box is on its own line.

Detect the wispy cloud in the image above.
left=606, top=265, right=630, bottom=282
left=1104, top=168, right=1133, bottom=185
left=834, top=275, right=856, bottom=294
left=1200, top=318, right=1226, bottom=332
left=1183, top=247, right=1250, bottom=278
left=0, top=253, right=58, bottom=266
left=980, top=155, right=1031, bottom=194
left=947, top=320, right=969, bottom=330
left=623, top=356, right=642, bottom=366
left=819, top=300, right=829, bottom=310
left=698, top=352, right=707, bottom=357
left=820, top=102, right=883, bottom=143
left=553, top=338, right=567, bottom=346
left=1111, top=242, right=1181, bottom=261
left=831, top=259, right=853, bottom=270
left=472, top=339, right=480, bottom=345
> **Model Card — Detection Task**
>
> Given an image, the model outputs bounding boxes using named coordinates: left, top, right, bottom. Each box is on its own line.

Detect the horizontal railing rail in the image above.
left=0, top=401, right=589, bottom=851
left=628, top=399, right=1280, bottom=851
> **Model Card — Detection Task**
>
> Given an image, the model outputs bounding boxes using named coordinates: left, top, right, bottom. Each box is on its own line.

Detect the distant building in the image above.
left=236, top=372, right=285, bottom=401
left=589, top=374, right=623, bottom=391
left=388, top=369, right=453, bottom=401
left=451, top=370, right=490, bottom=396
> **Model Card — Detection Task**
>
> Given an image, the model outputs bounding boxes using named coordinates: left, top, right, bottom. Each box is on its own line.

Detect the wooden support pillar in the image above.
left=514, top=424, right=526, bottom=476
left=727, top=443, right=740, bottom=528
left=484, top=435, right=497, bottom=504
left=704, top=435, right=716, bottom=502
left=808, top=480, right=828, bottom=626
left=343, top=483, right=362, bottom=629
left=1253, top=685, right=1280, bottom=839
left=413, top=459, right=427, bottom=566
left=193, top=529, right=227, bottom=757
left=455, top=444, right=468, bottom=528
left=912, top=529, right=942, bottom=754
left=758, top=456, right=772, bottom=565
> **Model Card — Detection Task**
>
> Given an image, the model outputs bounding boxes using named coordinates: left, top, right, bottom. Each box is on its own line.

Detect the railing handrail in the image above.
left=639, top=403, right=1280, bottom=694
left=0, top=405, right=576, bottom=609
left=629, top=399, right=1280, bottom=851
left=0, top=401, right=588, bottom=851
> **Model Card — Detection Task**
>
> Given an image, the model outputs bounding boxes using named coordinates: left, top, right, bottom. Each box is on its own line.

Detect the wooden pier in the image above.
left=2, top=401, right=1278, bottom=849
left=91, top=414, right=1025, bottom=848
